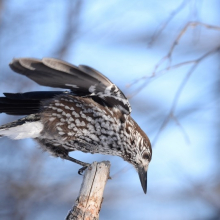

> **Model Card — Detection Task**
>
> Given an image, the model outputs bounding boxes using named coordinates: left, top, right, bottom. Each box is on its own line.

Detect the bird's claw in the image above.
left=78, top=166, right=88, bottom=175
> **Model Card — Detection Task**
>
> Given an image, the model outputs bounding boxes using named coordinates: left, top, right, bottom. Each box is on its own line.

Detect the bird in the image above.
left=0, top=58, right=152, bottom=194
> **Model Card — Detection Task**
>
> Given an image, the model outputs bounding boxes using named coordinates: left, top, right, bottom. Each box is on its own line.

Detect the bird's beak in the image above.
left=138, top=166, right=147, bottom=194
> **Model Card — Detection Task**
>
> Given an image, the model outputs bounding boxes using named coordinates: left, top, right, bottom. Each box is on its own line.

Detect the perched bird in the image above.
left=0, top=58, right=152, bottom=193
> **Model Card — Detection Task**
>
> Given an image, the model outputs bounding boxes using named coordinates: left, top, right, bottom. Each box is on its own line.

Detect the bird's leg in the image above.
left=65, top=155, right=89, bottom=167
left=65, top=155, right=90, bottom=175
left=37, top=139, right=90, bottom=174
left=78, top=166, right=89, bottom=175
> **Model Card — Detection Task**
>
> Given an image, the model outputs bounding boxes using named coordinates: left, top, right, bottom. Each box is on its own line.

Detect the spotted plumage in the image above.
left=0, top=58, right=152, bottom=193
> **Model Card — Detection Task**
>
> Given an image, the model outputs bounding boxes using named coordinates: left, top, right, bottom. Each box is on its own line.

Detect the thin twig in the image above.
left=128, top=21, right=220, bottom=92
left=152, top=46, right=220, bottom=145
left=149, top=0, right=191, bottom=46
left=127, top=60, right=196, bottom=98
left=55, top=0, right=82, bottom=59
left=167, top=22, right=220, bottom=60
left=171, top=113, right=190, bottom=144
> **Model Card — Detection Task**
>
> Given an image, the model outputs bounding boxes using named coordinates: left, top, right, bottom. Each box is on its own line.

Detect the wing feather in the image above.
left=9, top=58, right=131, bottom=114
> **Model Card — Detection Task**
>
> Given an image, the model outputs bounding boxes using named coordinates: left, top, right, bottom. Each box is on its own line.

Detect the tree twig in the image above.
left=55, top=0, right=82, bottom=59
left=127, top=21, right=220, bottom=92
left=149, top=0, right=191, bottom=46
left=152, top=46, right=220, bottom=145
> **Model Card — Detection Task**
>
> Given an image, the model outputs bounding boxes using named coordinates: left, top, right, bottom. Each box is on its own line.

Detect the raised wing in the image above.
left=9, top=58, right=131, bottom=114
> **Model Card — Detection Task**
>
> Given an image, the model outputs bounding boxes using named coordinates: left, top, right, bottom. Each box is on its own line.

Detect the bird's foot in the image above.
left=78, top=166, right=89, bottom=175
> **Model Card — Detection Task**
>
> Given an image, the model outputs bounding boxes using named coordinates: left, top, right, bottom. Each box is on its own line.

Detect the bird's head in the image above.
left=126, top=126, right=152, bottom=194
left=135, top=148, right=151, bottom=194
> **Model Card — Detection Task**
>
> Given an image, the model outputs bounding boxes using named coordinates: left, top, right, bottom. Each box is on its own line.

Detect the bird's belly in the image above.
left=40, top=123, right=127, bottom=158
left=64, top=134, right=124, bottom=157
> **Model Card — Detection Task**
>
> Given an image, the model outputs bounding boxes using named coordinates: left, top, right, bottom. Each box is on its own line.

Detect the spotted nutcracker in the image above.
left=0, top=58, right=152, bottom=193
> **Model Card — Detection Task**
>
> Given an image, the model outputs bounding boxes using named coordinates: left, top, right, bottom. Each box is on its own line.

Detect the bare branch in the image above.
left=171, top=113, right=190, bottom=144
left=127, top=21, right=220, bottom=143
left=152, top=46, right=220, bottom=145
left=66, top=161, right=111, bottom=220
left=55, top=0, right=82, bottom=59
left=167, top=22, right=220, bottom=60
left=149, top=0, right=191, bottom=46
left=128, top=21, right=220, bottom=94
left=150, top=22, right=220, bottom=78
left=127, top=60, right=195, bottom=98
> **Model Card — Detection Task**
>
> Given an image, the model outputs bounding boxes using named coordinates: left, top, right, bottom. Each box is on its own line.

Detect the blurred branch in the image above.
left=55, top=0, right=82, bottom=59
left=128, top=22, right=220, bottom=92
left=66, top=161, right=110, bottom=220
left=0, top=0, right=4, bottom=25
left=149, top=0, right=191, bottom=46
left=151, top=22, right=220, bottom=78
left=127, top=21, right=220, bottom=145
left=172, top=163, right=220, bottom=212
left=171, top=113, right=190, bottom=144
left=164, top=22, right=220, bottom=66
left=153, top=45, right=220, bottom=145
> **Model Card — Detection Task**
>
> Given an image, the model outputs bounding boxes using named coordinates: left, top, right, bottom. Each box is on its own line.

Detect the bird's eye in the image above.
left=142, top=152, right=150, bottom=160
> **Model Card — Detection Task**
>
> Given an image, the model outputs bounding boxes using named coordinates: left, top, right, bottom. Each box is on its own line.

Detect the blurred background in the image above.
left=0, top=0, right=219, bottom=219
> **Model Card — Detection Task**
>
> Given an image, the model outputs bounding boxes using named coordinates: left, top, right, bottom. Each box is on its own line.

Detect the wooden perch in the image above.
left=66, top=161, right=111, bottom=220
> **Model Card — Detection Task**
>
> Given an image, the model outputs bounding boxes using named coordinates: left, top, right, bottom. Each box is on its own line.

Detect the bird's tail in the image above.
left=0, top=114, right=43, bottom=139
left=0, top=91, right=65, bottom=139
left=0, top=91, right=66, bottom=115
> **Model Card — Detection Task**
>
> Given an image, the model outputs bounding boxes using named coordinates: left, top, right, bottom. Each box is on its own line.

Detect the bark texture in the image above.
left=66, top=161, right=111, bottom=220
